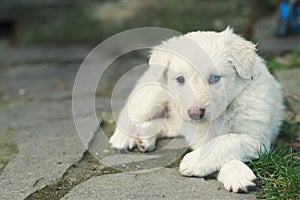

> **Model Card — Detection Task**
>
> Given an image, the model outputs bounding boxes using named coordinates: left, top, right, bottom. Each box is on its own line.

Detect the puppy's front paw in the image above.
left=136, top=137, right=156, bottom=152
left=109, top=128, right=136, bottom=151
left=135, top=121, right=160, bottom=152
left=217, top=160, right=256, bottom=193
left=179, top=150, right=212, bottom=177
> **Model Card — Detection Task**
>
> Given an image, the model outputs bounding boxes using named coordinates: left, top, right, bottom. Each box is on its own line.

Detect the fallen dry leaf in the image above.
left=54, top=82, right=70, bottom=90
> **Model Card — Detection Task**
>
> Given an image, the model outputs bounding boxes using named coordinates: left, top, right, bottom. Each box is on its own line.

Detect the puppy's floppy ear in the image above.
left=149, top=48, right=171, bottom=82
left=222, top=27, right=257, bottom=79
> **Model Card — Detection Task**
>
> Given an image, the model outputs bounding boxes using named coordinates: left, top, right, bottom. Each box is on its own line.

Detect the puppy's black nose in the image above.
left=188, top=108, right=205, bottom=121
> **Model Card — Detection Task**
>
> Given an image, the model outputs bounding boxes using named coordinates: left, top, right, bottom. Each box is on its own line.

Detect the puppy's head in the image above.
left=149, top=28, right=257, bottom=123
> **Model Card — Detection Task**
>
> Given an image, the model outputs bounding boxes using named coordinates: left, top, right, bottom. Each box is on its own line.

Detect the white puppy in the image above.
left=109, top=28, right=284, bottom=192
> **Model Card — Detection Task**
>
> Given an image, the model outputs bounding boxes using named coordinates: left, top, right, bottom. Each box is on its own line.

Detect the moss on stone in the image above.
left=0, top=130, right=19, bottom=174
left=25, top=151, right=120, bottom=200
left=24, top=120, right=120, bottom=200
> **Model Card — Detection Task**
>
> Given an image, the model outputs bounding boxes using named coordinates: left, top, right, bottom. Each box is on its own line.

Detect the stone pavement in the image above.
left=0, top=46, right=259, bottom=200
left=275, top=68, right=300, bottom=116
left=62, top=168, right=249, bottom=200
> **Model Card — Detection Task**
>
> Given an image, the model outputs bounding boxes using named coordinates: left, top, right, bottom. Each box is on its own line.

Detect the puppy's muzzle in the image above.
left=188, top=108, right=205, bottom=121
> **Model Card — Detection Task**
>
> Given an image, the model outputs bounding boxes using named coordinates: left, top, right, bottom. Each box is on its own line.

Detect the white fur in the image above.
left=109, top=28, right=284, bottom=192
left=217, top=160, right=256, bottom=192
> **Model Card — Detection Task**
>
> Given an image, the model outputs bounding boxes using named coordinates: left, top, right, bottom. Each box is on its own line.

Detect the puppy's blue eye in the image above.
left=176, top=76, right=185, bottom=84
left=209, top=75, right=221, bottom=84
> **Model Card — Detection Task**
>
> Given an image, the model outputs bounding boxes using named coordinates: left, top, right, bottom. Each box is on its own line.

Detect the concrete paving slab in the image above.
left=100, top=154, right=161, bottom=167
left=1, top=63, right=79, bottom=100
left=89, top=124, right=188, bottom=172
left=0, top=96, right=124, bottom=132
left=275, top=68, right=300, bottom=114
left=96, top=51, right=148, bottom=98
left=62, top=168, right=255, bottom=200
left=0, top=99, right=102, bottom=199
left=0, top=100, right=72, bottom=131
left=1, top=52, right=148, bottom=102
left=0, top=97, right=120, bottom=131
left=0, top=120, right=85, bottom=200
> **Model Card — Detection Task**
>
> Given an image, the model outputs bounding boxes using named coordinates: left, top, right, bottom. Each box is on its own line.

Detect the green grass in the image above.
left=290, top=46, right=300, bottom=63
left=248, top=146, right=300, bottom=199
left=247, top=120, right=300, bottom=199
left=0, top=130, right=19, bottom=174
left=25, top=151, right=120, bottom=200
left=259, top=48, right=300, bottom=199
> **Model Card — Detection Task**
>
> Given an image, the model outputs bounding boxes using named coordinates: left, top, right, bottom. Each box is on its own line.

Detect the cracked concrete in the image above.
left=62, top=168, right=255, bottom=200
left=0, top=49, right=193, bottom=199
left=0, top=120, right=85, bottom=200
left=1, top=63, right=79, bottom=101
left=0, top=59, right=96, bottom=199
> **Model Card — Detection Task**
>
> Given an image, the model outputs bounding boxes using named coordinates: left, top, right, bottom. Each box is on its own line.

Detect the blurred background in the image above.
left=0, top=0, right=290, bottom=46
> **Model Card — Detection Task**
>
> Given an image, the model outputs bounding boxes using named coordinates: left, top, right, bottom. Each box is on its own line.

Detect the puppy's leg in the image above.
left=179, top=133, right=262, bottom=179
left=109, top=107, right=137, bottom=151
left=110, top=85, right=168, bottom=151
left=136, top=115, right=182, bottom=152
left=135, top=118, right=166, bottom=152
left=217, top=160, right=256, bottom=192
